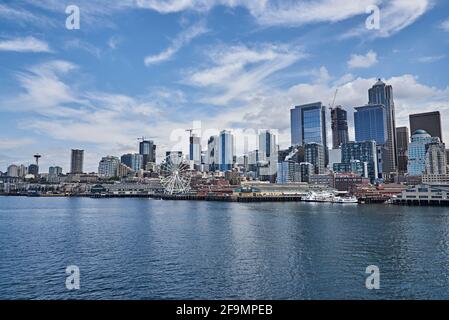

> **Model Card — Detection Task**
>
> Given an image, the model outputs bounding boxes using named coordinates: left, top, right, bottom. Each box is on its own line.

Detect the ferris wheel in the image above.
left=159, top=154, right=192, bottom=195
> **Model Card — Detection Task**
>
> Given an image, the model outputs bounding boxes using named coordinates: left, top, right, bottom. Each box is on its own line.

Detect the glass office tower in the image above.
left=290, top=102, right=327, bottom=164
left=368, top=80, right=397, bottom=173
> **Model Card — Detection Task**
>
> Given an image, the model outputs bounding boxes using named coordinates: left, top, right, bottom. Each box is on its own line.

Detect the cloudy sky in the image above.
left=1, top=0, right=449, bottom=172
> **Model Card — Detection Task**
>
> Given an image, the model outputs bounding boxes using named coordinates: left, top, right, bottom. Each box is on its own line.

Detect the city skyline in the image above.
left=1, top=1, right=449, bottom=172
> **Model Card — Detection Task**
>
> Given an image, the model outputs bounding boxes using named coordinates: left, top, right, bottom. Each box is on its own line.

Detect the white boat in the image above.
left=332, top=196, right=358, bottom=204
left=304, top=191, right=334, bottom=203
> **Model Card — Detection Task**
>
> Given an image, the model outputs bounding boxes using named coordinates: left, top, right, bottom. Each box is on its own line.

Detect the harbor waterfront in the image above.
left=2, top=196, right=449, bottom=300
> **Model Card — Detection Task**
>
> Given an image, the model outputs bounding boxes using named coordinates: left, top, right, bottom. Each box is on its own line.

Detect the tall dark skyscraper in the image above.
left=409, top=111, right=443, bottom=142
left=70, top=149, right=84, bottom=174
left=396, top=127, right=409, bottom=174
left=330, top=105, right=349, bottom=149
left=367, top=79, right=397, bottom=174
left=139, top=140, right=156, bottom=167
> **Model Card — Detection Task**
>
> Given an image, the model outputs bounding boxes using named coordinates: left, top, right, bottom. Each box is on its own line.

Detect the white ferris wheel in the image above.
left=159, top=154, right=192, bottom=195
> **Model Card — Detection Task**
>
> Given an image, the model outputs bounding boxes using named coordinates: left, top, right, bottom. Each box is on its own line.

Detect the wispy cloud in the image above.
left=0, top=3, right=56, bottom=27
left=344, top=0, right=432, bottom=38
left=347, top=50, right=378, bottom=69
left=440, top=18, right=449, bottom=32
left=144, top=21, right=208, bottom=65
left=414, top=55, right=445, bottom=64
left=64, top=39, right=102, bottom=58
left=0, top=36, right=51, bottom=53
left=185, top=43, right=306, bottom=105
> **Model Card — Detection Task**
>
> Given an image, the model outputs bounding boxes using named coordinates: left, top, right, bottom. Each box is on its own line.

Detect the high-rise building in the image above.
left=354, top=104, right=387, bottom=176
left=407, top=130, right=440, bottom=176
left=338, top=141, right=378, bottom=181
left=258, top=130, right=278, bottom=182
left=165, top=151, right=183, bottom=166
left=396, top=127, right=409, bottom=174
left=425, top=142, right=447, bottom=175
left=367, top=80, right=397, bottom=173
left=219, top=130, right=234, bottom=172
left=299, top=162, right=314, bottom=183
left=139, top=140, right=156, bottom=167
left=290, top=102, right=327, bottom=148
left=70, top=149, right=84, bottom=174
left=354, top=105, right=387, bottom=145
left=207, top=135, right=219, bottom=172
left=409, top=111, right=443, bottom=142
left=189, top=134, right=202, bottom=165
left=49, top=166, right=62, bottom=176
left=333, top=160, right=368, bottom=178
left=276, top=161, right=301, bottom=184
left=28, top=164, right=39, bottom=177
left=7, top=165, right=19, bottom=177
left=121, top=153, right=143, bottom=172
left=331, top=106, right=349, bottom=149
left=18, top=164, right=27, bottom=177
left=304, top=143, right=325, bottom=174
left=98, top=156, right=120, bottom=178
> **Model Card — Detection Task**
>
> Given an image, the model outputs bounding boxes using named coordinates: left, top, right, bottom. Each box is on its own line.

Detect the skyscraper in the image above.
left=49, top=166, right=62, bottom=176
left=219, top=130, right=234, bottom=172
left=121, top=153, right=143, bottom=172
left=338, top=141, right=378, bottom=181
left=396, top=127, right=409, bottom=174
left=304, top=143, right=325, bottom=174
left=189, top=134, right=202, bottom=165
left=354, top=104, right=387, bottom=176
left=354, top=104, right=387, bottom=144
left=7, top=165, right=19, bottom=177
left=98, top=156, right=120, bottom=178
left=409, top=111, right=443, bottom=142
left=258, top=130, right=278, bottom=182
left=425, top=142, right=447, bottom=175
left=330, top=106, right=349, bottom=149
left=139, top=140, right=156, bottom=167
left=70, top=149, right=84, bottom=174
left=290, top=102, right=327, bottom=147
left=407, top=130, right=441, bottom=176
left=368, top=80, right=397, bottom=173
left=207, top=135, right=219, bottom=172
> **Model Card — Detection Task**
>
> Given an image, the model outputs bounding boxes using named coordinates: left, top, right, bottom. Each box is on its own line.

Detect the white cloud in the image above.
left=414, top=55, right=445, bottom=64
left=0, top=138, right=34, bottom=151
left=144, top=21, right=208, bottom=65
left=344, top=0, right=432, bottom=38
left=440, top=18, right=449, bottom=32
left=185, top=43, right=305, bottom=105
left=347, top=50, right=378, bottom=69
left=0, top=36, right=51, bottom=52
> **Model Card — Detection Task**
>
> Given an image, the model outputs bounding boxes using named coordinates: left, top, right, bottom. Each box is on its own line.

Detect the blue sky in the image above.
left=1, top=0, right=449, bottom=172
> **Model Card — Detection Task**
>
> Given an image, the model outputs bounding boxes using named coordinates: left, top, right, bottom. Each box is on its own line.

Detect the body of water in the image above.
left=1, top=197, right=449, bottom=299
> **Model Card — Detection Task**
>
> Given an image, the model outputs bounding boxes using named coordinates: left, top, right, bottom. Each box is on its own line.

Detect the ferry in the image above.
left=304, top=191, right=358, bottom=204
left=332, top=196, right=359, bottom=204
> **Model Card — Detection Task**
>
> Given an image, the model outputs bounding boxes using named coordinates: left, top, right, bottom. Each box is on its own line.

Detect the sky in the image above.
left=1, top=0, right=449, bottom=172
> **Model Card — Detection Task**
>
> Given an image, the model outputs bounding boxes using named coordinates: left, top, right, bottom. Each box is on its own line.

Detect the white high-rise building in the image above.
left=258, top=130, right=278, bottom=182
left=98, top=156, right=120, bottom=178
left=7, top=165, right=19, bottom=177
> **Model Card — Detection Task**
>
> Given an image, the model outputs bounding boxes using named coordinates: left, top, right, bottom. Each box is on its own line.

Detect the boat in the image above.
left=303, top=191, right=334, bottom=203
left=332, top=196, right=358, bottom=204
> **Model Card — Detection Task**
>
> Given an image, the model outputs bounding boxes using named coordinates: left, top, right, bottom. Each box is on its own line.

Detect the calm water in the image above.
left=1, top=196, right=449, bottom=300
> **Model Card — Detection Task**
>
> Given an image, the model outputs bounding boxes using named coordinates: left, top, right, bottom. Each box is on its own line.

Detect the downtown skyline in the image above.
left=1, top=1, right=449, bottom=172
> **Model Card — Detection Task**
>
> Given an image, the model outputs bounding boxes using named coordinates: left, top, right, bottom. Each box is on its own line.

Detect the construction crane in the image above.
left=185, top=128, right=200, bottom=138
left=137, top=136, right=156, bottom=142
left=329, top=88, right=339, bottom=110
